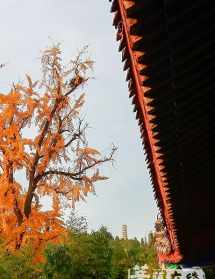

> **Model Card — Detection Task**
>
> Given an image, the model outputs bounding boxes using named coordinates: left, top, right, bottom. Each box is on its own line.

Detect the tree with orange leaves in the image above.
left=0, top=45, right=116, bottom=257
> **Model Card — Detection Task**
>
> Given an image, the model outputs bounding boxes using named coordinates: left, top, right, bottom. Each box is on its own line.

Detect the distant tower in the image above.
left=121, top=224, right=128, bottom=240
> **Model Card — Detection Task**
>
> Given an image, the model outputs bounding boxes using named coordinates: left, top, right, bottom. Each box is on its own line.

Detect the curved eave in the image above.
left=111, top=0, right=182, bottom=263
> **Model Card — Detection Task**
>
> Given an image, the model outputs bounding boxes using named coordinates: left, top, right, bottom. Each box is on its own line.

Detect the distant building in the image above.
left=121, top=224, right=128, bottom=240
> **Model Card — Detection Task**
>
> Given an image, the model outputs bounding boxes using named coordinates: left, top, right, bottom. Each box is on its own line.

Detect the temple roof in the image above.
left=111, top=0, right=215, bottom=265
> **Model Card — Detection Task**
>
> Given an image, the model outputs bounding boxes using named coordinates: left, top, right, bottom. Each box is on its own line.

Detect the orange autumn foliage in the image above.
left=0, top=45, right=116, bottom=259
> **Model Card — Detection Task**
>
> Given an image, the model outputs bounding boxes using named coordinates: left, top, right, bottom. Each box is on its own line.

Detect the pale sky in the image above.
left=0, top=0, right=157, bottom=239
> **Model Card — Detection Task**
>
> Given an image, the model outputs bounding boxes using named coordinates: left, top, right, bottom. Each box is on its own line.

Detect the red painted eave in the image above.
left=110, top=0, right=182, bottom=263
left=110, top=0, right=215, bottom=266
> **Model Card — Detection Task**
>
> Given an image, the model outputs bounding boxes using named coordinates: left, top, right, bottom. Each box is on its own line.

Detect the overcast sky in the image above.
left=0, top=0, right=157, bottom=239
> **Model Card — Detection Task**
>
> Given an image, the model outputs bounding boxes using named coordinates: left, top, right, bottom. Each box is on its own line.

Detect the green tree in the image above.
left=89, top=227, right=113, bottom=278
left=111, top=239, right=128, bottom=279
left=0, top=245, right=40, bottom=279
left=66, top=210, right=88, bottom=234
left=42, top=245, right=72, bottom=279
left=0, top=226, right=158, bottom=278
left=110, top=232, right=158, bottom=279
left=42, top=226, right=113, bottom=279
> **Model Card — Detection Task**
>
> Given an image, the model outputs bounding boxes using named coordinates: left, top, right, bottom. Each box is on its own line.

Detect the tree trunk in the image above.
left=7, top=162, right=24, bottom=225
left=24, top=184, right=35, bottom=218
